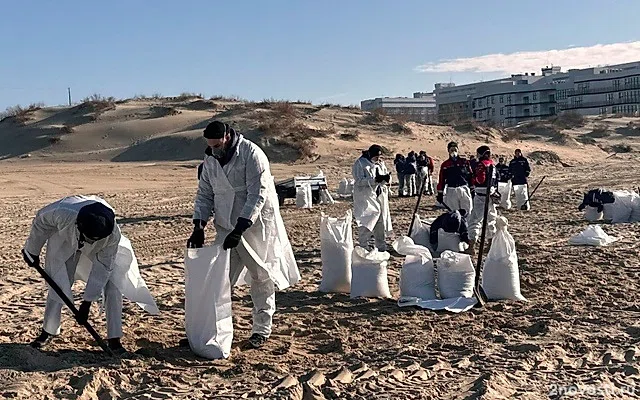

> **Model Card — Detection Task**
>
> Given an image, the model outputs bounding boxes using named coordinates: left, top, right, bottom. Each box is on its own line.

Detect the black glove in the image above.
left=383, top=174, right=391, bottom=183
left=22, top=249, right=39, bottom=268
left=578, top=203, right=586, bottom=211
left=436, top=192, right=444, bottom=204
left=375, top=172, right=385, bottom=183
left=76, top=301, right=91, bottom=325
left=223, top=218, right=253, bottom=250
left=187, top=219, right=206, bottom=248
left=597, top=204, right=604, bottom=213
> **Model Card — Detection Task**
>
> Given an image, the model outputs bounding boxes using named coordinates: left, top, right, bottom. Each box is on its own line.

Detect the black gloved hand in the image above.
left=436, top=192, right=444, bottom=204
left=578, top=203, right=586, bottom=211
left=187, top=219, right=206, bottom=248
left=21, top=249, right=39, bottom=268
left=76, top=301, right=91, bottom=325
left=223, top=218, right=253, bottom=250
left=375, top=172, right=385, bottom=183
left=597, top=204, right=604, bottom=213
left=383, top=174, right=391, bottom=183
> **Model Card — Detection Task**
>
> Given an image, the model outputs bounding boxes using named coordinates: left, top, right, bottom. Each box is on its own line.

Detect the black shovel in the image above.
left=408, top=174, right=430, bottom=236
left=472, top=166, right=496, bottom=308
left=22, top=250, right=113, bottom=356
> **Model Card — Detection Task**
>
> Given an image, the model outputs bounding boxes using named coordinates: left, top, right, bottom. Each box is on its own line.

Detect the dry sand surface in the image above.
left=1, top=99, right=640, bottom=398
left=0, top=156, right=639, bottom=400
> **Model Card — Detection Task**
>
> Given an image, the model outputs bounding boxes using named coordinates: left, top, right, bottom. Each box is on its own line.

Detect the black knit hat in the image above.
left=477, top=145, right=491, bottom=157
left=368, top=144, right=383, bottom=157
left=203, top=121, right=228, bottom=139
left=77, top=202, right=115, bottom=240
left=447, top=141, right=458, bottom=150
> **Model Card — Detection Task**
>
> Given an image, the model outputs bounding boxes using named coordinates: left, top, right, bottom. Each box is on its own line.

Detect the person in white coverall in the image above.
left=186, top=121, right=300, bottom=349
left=21, top=196, right=159, bottom=353
left=352, top=144, right=393, bottom=252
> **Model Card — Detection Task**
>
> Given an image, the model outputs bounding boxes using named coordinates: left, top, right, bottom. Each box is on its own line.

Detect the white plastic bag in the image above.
left=481, top=216, right=527, bottom=301
left=584, top=206, right=603, bottom=222
left=498, top=181, right=512, bottom=210
left=184, top=245, right=233, bottom=359
left=296, top=183, right=312, bottom=208
left=409, top=214, right=433, bottom=249
left=436, top=229, right=467, bottom=257
left=436, top=250, right=476, bottom=299
left=338, top=178, right=349, bottom=197
left=347, top=179, right=354, bottom=195
left=350, top=246, right=392, bottom=299
left=513, top=184, right=529, bottom=210
left=319, top=211, right=353, bottom=293
left=569, top=225, right=618, bottom=246
left=393, top=236, right=436, bottom=300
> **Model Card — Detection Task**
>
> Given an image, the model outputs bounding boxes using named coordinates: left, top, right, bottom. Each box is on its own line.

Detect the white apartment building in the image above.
left=360, top=93, right=437, bottom=123
left=435, top=61, right=640, bottom=126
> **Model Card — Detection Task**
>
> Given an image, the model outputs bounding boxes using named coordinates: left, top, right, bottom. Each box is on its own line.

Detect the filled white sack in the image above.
left=498, top=181, right=512, bottom=210
left=319, top=210, right=353, bottom=293
left=184, top=245, right=233, bottom=359
left=296, top=183, right=313, bottom=208
left=436, top=250, right=476, bottom=299
left=410, top=214, right=434, bottom=249
left=584, top=206, right=603, bottom=222
left=569, top=225, right=618, bottom=246
left=481, top=216, right=527, bottom=301
left=392, top=236, right=436, bottom=300
left=435, top=229, right=468, bottom=258
left=319, top=188, right=335, bottom=205
left=513, top=184, right=530, bottom=210
left=350, top=246, right=392, bottom=299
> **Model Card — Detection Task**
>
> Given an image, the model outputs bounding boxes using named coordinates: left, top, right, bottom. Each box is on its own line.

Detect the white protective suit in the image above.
left=352, top=156, right=393, bottom=251
left=23, top=195, right=159, bottom=339
left=468, top=166, right=499, bottom=242
left=602, top=191, right=640, bottom=224
left=193, top=134, right=300, bottom=337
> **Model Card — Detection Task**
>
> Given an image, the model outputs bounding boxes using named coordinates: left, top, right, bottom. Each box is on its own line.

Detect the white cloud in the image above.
left=415, top=41, right=640, bottom=74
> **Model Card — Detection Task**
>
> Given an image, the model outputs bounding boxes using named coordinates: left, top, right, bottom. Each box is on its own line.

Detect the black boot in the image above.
left=30, top=330, right=53, bottom=349
left=244, top=333, right=268, bottom=349
left=178, top=338, right=190, bottom=348
left=108, top=338, right=127, bottom=355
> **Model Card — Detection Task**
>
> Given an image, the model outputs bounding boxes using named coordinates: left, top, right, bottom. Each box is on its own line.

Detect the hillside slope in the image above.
left=1, top=97, right=637, bottom=166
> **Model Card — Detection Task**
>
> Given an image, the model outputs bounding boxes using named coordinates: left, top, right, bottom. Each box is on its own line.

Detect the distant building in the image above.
left=435, top=61, right=640, bottom=126
left=360, top=93, right=437, bottom=123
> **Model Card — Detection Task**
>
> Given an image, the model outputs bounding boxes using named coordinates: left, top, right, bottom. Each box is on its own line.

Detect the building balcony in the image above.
left=560, top=98, right=640, bottom=110
left=569, top=82, right=640, bottom=96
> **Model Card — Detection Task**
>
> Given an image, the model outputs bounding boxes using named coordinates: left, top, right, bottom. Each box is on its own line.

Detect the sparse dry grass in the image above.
left=361, top=108, right=386, bottom=124
left=0, top=103, right=44, bottom=124
left=80, top=94, right=116, bottom=121
left=502, top=130, right=522, bottom=142
left=340, top=131, right=360, bottom=141
left=551, top=111, right=585, bottom=129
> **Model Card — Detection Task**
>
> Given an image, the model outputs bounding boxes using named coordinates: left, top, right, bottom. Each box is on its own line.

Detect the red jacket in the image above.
left=437, top=157, right=473, bottom=192
left=472, top=159, right=496, bottom=188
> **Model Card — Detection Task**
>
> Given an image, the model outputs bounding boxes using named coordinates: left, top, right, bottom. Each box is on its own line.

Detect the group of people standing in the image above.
left=393, top=151, right=435, bottom=197
left=352, top=141, right=532, bottom=254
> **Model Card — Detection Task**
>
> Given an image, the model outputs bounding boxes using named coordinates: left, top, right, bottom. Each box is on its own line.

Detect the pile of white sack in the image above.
left=296, top=183, right=313, bottom=209
left=337, top=178, right=354, bottom=199
left=497, top=181, right=512, bottom=210
left=569, top=225, right=618, bottom=246
left=583, top=190, right=640, bottom=224
left=408, top=214, right=467, bottom=257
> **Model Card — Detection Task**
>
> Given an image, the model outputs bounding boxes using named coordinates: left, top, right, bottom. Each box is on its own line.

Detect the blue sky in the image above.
left=1, top=0, right=639, bottom=110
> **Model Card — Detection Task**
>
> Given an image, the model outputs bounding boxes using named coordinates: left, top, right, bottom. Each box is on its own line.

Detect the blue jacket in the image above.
left=509, top=156, right=531, bottom=185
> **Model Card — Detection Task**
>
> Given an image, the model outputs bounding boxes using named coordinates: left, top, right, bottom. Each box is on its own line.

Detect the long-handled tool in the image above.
left=408, top=174, right=429, bottom=236
left=472, top=165, right=494, bottom=308
left=22, top=250, right=113, bottom=356
left=521, top=176, right=547, bottom=208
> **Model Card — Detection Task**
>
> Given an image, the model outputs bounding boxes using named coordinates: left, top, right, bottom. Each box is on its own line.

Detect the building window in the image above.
left=507, top=108, right=512, bottom=116
left=492, top=108, right=495, bottom=116
left=500, top=108, right=504, bottom=116
left=612, top=106, right=617, bottom=114
left=499, top=95, right=504, bottom=103
left=491, top=96, right=495, bottom=105
left=472, top=101, right=476, bottom=108
left=532, top=92, right=538, bottom=101
left=533, top=104, right=538, bottom=113
left=507, top=95, right=512, bottom=104
left=613, top=80, right=621, bottom=90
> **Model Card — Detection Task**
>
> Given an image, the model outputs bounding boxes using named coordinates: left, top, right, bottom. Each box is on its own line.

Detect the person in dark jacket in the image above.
left=404, top=152, right=418, bottom=197
left=578, top=188, right=615, bottom=213
left=394, top=154, right=406, bottom=197
left=429, top=209, right=469, bottom=248
left=496, top=156, right=511, bottom=183
left=509, top=149, right=531, bottom=186
left=417, top=151, right=435, bottom=195
left=436, top=142, right=473, bottom=214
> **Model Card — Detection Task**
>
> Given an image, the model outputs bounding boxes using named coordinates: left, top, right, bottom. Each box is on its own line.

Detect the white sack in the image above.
left=392, top=236, right=436, bottom=300
left=584, top=206, right=603, bottom=222
left=398, top=296, right=477, bottom=313
left=350, top=246, right=392, bottom=299
left=569, top=225, right=618, bottom=246
left=604, top=191, right=640, bottom=223
left=347, top=179, right=354, bottom=194
left=296, top=183, right=313, bottom=208
left=409, top=214, right=433, bottom=249
left=514, top=184, right=530, bottom=210
left=436, top=250, right=476, bottom=299
left=498, top=181, right=512, bottom=210
left=436, top=229, right=467, bottom=258
left=481, top=216, right=527, bottom=301
left=319, top=211, right=353, bottom=293
left=184, top=245, right=233, bottom=359
left=338, top=178, right=349, bottom=197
